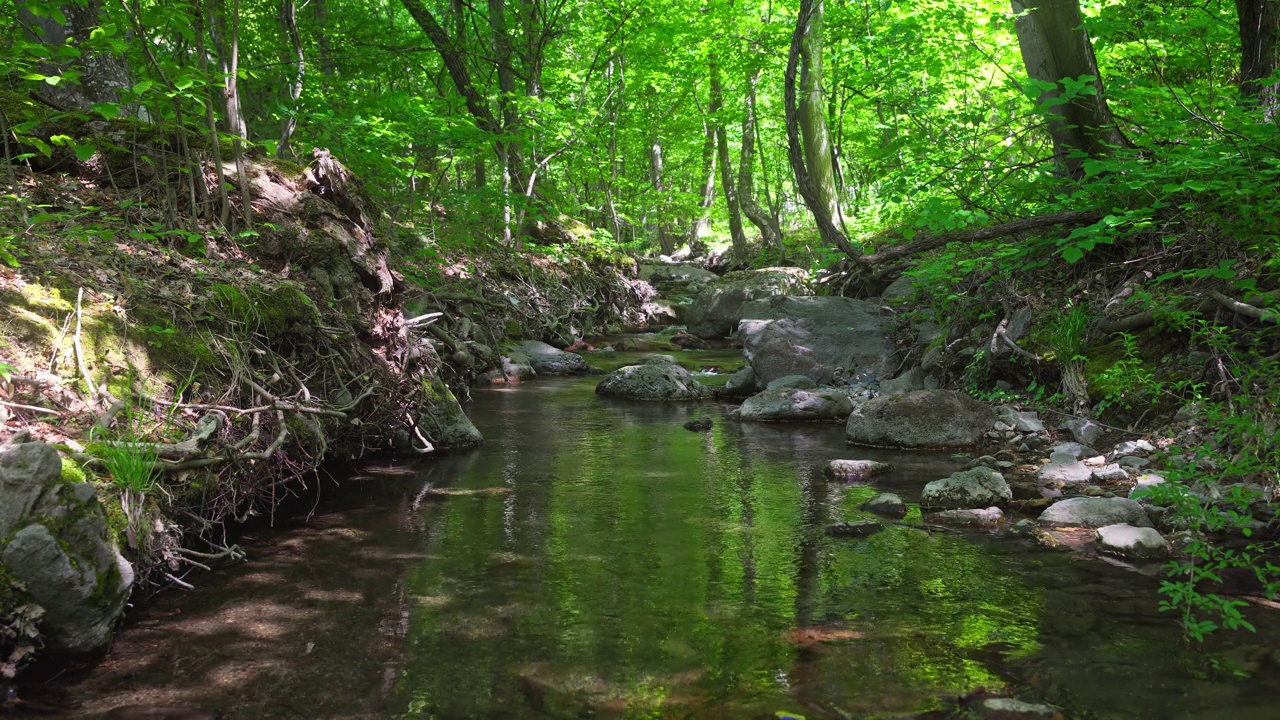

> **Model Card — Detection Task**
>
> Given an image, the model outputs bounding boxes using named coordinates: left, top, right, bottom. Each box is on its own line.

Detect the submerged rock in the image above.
left=825, top=520, right=884, bottom=538
left=861, top=493, right=908, bottom=519
left=0, top=442, right=133, bottom=654
left=845, top=390, right=996, bottom=448
left=738, top=295, right=899, bottom=386
left=1095, top=523, right=1169, bottom=559
left=827, top=459, right=893, bottom=481
left=971, top=697, right=1064, bottom=719
left=921, top=467, right=1011, bottom=510
left=737, top=387, right=853, bottom=423
left=513, top=340, right=590, bottom=376
left=683, top=418, right=713, bottom=432
left=595, top=363, right=712, bottom=401
left=1038, top=497, right=1152, bottom=528
left=685, top=267, right=812, bottom=339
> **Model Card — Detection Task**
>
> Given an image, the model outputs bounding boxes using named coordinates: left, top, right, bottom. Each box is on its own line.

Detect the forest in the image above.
left=1, top=0, right=1280, bottom=717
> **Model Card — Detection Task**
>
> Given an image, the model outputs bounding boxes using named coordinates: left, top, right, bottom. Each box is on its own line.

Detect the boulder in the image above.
left=595, top=363, right=712, bottom=401
left=845, top=390, right=996, bottom=448
left=1037, top=461, right=1093, bottom=487
left=1048, top=442, right=1094, bottom=464
left=861, top=493, right=907, bottom=519
left=475, top=355, right=537, bottom=385
left=721, top=366, right=756, bottom=398
left=1065, top=416, right=1103, bottom=446
left=828, top=459, right=893, bottom=481
left=1095, top=523, right=1169, bottom=559
left=1038, top=497, right=1152, bottom=528
left=513, top=340, right=590, bottom=376
left=0, top=442, right=133, bottom=654
left=638, top=262, right=718, bottom=288
left=1113, top=439, right=1156, bottom=457
left=927, top=506, right=1005, bottom=528
left=685, top=267, right=811, bottom=339
left=921, top=467, right=1012, bottom=510
left=879, top=367, right=937, bottom=394
left=1128, top=473, right=1167, bottom=498
left=738, top=388, right=853, bottom=423
left=738, top=295, right=899, bottom=386
left=766, top=374, right=816, bottom=390
left=1091, top=464, right=1129, bottom=483
left=996, top=406, right=1046, bottom=433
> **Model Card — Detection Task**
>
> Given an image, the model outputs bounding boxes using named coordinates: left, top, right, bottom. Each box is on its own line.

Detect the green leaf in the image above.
left=91, top=102, right=121, bottom=121
left=72, top=144, right=97, bottom=162
left=1062, top=245, right=1085, bottom=264
left=132, top=80, right=154, bottom=95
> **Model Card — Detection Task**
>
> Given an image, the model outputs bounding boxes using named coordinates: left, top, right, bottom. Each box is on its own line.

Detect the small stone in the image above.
left=994, top=421, right=1013, bottom=432
left=965, top=455, right=1000, bottom=470
left=1066, top=416, right=1103, bottom=446
left=1048, top=442, right=1094, bottom=464
left=1117, top=456, right=1151, bottom=470
left=1013, top=413, right=1046, bottom=434
left=1128, top=473, right=1167, bottom=498
left=1037, top=461, right=1093, bottom=487
left=1083, top=455, right=1107, bottom=467
left=1091, top=464, right=1129, bottom=483
left=1095, top=523, right=1170, bottom=559
left=1009, top=519, right=1038, bottom=537
left=1113, top=439, right=1157, bottom=457
left=973, top=697, right=1064, bottom=719
left=861, top=493, right=908, bottom=519
left=1083, top=485, right=1105, bottom=497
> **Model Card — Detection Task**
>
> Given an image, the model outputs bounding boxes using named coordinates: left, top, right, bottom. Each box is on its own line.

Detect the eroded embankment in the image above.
left=0, top=114, right=647, bottom=671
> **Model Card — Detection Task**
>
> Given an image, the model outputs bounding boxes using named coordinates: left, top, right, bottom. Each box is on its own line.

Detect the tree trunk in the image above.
left=710, top=56, right=748, bottom=262
left=20, top=1, right=132, bottom=113
left=489, top=0, right=517, bottom=245
left=1237, top=0, right=1280, bottom=119
left=785, top=0, right=861, bottom=259
left=650, top=140, right=675, bottom=256
left=1011, top=0, right=1127, bottom=177
left=277, top=0, right=305, bottom=159
left=738, top=70, right=784, bottom=259
left=799, top=0, right=841, bottom=225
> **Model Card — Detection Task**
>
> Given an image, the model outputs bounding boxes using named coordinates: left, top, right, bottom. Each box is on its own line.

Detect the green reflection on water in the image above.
left=393, top=378, right=1046, bottom=719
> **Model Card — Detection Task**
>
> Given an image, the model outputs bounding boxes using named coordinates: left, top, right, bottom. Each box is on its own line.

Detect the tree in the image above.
left=738, top=69, right=783, bottom=258
left=798, top=0, right=841, bottom=225
left=710, top=55, right=748, bottom=262
left=1236, top=0, right=1280, bottom=119
left=1011, top=0, right=1127, bottom=177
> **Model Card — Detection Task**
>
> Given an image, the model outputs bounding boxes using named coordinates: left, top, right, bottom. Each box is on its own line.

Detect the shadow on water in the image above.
left=43, top=375, right=1280, bottom=719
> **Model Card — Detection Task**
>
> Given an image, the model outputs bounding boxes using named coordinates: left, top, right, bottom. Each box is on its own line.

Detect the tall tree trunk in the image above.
left=1011, top=0, right=1127, bottom=177
left=687, top=91, right=718, bottom=251
left=195, top=1, right=230, bottom=226
left=710, top=57, right=748, bottom=262
left=785, top=0, right=861, bottom=259
left=1237, top=0, right=1280, bottom=119
left=650, top=140, right=675, bottom=255
left=312, top=0, right=335, bottom=78
left=278, top=0, right=305, bottom=158
left=799, top=0, right=841, bottom=225
left=738, top=70, right=784, bottom=259
left=489, top=0, right=517, bottom=245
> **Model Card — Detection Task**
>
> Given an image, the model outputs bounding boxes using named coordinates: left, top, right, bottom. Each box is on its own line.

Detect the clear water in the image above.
left=52, top=372, right=1280, bottom=719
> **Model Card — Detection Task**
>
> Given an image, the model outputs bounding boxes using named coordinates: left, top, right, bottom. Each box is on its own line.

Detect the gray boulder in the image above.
left=1048, top=442, right=1093, bottom=464
left=879, top=367, right=938, bottom=394
left=1095, top=523, right=1169, bottom=559
left=766, top=374, right=817, bottom=390
left=638, top=262, right=718, bottom=289
left=0, top=442, right=133, bottom=654
left=1066, top=416, right=1103, bottom=446
left=513, top=340, right=590, bottom=376
left=595, top=363, right=711, bottom=401
left=995, top=406, right=1046, bottom=433
left=721, top=366, right=756, bottom=399
left=738, top=388, right=853, bottom=423
left=1128, top=473, right=1167, bottom=498
left=1038, top=497, right=1152, bottom=528
left=845, top=390, right=997, bottom=448
left=738, top=295, right=899, bottom=386
left=418, top=377, right=484, bottom=448
left=1113, top=439, right=1156, bottom=457
left=828, top=459, right=893, bottom=481
left=921, top=467, right=1012, bottom=510
left=1091, top=464, right=1129, bottom=483
left=862, top=493, right=907, bottom=519
left=686, top=267, right=811, bottom=339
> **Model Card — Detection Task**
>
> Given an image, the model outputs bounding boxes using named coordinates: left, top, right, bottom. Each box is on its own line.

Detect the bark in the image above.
left=20, top=1, right=132, bottom=113
left=799, top=0, right=841, bottom=224
left=489, top=0, right=517, bottom=245
left=785, top=0, right=861, bottom=259
left=401, top=0, right=501, bottom=135
left=686, top=105, right=718, bottom=250
left=195, top=2, right=230, bottom=226
left=278, top=0, right=306, bottom=159
left=1011, top=0, right=1127, bottom=177
left=1236, top=0, right=1280, bottom=119
left=650, top=140, right=676, bottom=255
left=710, top=56, right=748, bottom=261
left=738, top=70, right=784, bottom=258
left=312, top=0, right=335, bottom=77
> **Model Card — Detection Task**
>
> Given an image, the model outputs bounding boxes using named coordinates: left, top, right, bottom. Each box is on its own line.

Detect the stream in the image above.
left=47, top=351, right=1280, bottom=719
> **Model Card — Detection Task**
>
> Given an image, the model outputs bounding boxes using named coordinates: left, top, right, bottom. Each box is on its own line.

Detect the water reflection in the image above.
left=393, top=377, right=1280, bottom=719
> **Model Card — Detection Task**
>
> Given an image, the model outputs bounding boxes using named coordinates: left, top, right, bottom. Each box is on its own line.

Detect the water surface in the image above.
left=53, top=373, right=1280, bottom=719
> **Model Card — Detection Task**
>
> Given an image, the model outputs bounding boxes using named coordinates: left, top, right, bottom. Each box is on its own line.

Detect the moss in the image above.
left=18, top=283, right=73, bottom=313
left=60, top=456, right=87, bottom=484
left=265, top=156, right=307, bottom=178
left=208, top=283, right=318, bottom=336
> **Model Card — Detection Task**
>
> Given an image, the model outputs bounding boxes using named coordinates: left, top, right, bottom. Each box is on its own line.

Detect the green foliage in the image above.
left=1092, top=333, right=1157, bottom=415
left=1045, top=303, right=1089, bottom=363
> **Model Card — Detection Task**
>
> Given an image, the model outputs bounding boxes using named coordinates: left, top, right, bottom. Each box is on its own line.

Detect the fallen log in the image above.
left=858, top=210, right=1104, bottom=265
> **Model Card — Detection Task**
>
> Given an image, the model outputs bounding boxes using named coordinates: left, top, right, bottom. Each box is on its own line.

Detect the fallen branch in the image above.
left=0, top=399, right=63, bottom=416
left=859, top=210, right=1104, bottom=266
left=73, top=288, right=98, bottom=408
left=1210, top=290, right=1279, bottom=324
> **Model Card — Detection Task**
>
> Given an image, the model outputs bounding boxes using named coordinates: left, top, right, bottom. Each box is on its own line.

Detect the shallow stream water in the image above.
left=47, top=357, right=1280, bottom=719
